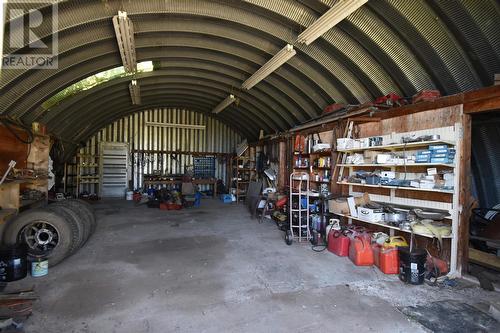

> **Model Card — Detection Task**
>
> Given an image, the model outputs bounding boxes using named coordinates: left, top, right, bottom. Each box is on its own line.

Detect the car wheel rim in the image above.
left=19, top=221, right=60, bottom=255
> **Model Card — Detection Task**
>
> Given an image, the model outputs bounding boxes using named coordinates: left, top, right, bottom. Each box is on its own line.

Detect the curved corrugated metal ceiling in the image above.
left=1, top=0, right=499, bottom=144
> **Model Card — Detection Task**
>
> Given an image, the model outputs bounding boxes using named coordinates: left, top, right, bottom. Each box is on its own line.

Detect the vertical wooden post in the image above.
left=279, top=140, right=287, bottom=191
left=63, top=162, right=67, bottom=193
left=457, top=108, right=472, bottom=275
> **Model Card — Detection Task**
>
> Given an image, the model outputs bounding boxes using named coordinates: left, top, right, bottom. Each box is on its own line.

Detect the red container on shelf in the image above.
left=328, top=230, right=350, bottom=257
left=379, top=247, right=399, bottom=274
left=349, top=235, right=374, bottom=266
left=412, top=89, right=441, bottom=103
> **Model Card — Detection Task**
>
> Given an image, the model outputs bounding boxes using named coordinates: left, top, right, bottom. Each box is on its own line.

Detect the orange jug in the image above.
left=378, top=247, right=399, bottom=274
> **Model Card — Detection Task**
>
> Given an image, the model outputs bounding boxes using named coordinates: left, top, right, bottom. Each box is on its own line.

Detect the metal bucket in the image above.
left=31, top=259, right=49, bottom=277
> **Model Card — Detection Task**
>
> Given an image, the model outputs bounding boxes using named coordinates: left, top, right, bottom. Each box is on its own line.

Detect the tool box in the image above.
left=428, top=144, right=449, bottom=151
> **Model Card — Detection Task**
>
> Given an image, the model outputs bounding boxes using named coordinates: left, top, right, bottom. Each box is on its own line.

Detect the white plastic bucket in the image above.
left=126, top=191, right=133, bottom=200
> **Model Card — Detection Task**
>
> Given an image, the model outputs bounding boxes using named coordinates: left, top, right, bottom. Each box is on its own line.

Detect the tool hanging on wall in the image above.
left=0, top=161, right=16, bottom=186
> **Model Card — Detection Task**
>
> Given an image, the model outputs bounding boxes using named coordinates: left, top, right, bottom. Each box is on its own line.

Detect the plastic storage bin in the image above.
left=220, top=194, right=232, bottom=203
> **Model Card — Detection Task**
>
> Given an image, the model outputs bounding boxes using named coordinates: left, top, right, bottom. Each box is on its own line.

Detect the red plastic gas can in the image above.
left=379, top=247, right=399, bottom=274
left=328, top=230, right=350, bottom=257
left=372, top=243, right=381, bottom=267
left=349, top=235, right=374, bottom=266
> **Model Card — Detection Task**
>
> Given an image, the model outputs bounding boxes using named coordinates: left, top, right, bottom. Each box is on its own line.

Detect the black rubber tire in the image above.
left=2, top=208, right=79, bottom=267
left=52, top=201, right=93, bottom=245
left=285, top=230, right=293, bottom=245
left=68, top=199, right=97, bottom=234
left=44, top=205, right=85, bottom=254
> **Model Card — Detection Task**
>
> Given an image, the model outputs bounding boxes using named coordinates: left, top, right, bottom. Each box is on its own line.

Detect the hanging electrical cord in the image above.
left=0, top=116, right=34, bottom=144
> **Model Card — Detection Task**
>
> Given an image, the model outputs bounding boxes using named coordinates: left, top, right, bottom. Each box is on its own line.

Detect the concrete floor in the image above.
left=12, top=199, right=500, bottom=332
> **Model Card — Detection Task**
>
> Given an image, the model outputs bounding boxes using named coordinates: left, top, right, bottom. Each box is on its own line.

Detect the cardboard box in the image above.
left=328, top=193, right=370, bottom=215
left=337, top=138, right=354, bottom=150
left=381, top=171, right=396, bottom=179
left=377, top=154, right=392, bottom=164
left=364, top=150, right=384, bottom=163
left=357, top=206, right=384, bottom=222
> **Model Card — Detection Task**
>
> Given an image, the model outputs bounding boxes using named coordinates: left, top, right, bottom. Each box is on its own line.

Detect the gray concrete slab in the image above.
left=11, top=199, right=500, bottom=332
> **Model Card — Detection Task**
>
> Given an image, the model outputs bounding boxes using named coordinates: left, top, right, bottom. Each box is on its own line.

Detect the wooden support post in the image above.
left=457, top=108, right=472, bottom=275
left=279, top=141, right=286, bottom=191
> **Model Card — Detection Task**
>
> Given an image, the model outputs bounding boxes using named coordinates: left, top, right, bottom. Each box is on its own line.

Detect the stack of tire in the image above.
left=2, top=199, right=96, bottom=266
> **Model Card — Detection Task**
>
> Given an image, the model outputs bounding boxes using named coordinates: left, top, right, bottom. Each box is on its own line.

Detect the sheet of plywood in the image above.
left=0, top=124, right=29, bottom=175
left=0, top=182, right=20, bottom=209
left=357, top=106, right=461, bottom=137
left=469, top=248, right=500, bottom=271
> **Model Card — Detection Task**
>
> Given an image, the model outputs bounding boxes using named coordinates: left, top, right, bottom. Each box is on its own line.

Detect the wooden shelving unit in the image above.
left=333, top=212, right=452, bottom=239
left=293, top=149, right=332, bottom=194
left=232, top=151, right=256, bottom=203
left=336, top=181, right=454, bottom=194
left=335, top=124, right=461, bottom=276
left=337, top=163, right=455, bottom=167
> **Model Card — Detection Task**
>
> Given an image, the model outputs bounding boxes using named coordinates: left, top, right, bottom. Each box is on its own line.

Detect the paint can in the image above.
left=31, top=259, right=48, bottom=277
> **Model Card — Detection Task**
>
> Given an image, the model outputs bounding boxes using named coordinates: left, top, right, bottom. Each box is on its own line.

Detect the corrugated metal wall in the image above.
left=75, top=108, right=241, bottom=194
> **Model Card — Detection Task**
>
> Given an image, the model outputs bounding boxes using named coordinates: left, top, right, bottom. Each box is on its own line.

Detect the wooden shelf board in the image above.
left=311, top=150, right=332, bottom=155
left=1, top=178, right=47, bottom=186
left=337, top=163, right=454, bottom=167
left=337, top=140, right=455, bottom=153
left=20, top=198, right=46, bottom=208
left=333, top=212, right=452, bottom=239
left=337, top=182, right=454, bottom=194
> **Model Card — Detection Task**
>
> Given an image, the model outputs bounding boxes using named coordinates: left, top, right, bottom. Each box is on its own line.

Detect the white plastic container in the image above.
left=126, top=191, right=133, bottom=200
